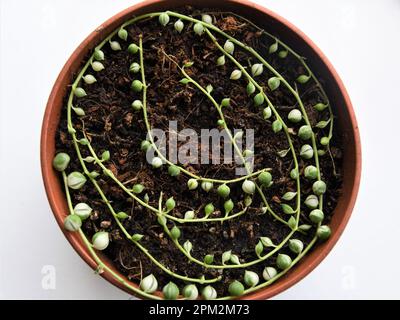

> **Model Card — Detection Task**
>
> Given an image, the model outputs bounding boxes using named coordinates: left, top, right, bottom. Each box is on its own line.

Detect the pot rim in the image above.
left=41, top=0, right=361, bottom=300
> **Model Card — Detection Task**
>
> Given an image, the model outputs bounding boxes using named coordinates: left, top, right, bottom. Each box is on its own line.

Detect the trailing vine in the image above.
left=53, top=11, right=334, bottom=300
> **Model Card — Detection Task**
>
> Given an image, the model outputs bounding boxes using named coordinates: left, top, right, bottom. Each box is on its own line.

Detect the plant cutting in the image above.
left=42, top=0, right=361, bottom=300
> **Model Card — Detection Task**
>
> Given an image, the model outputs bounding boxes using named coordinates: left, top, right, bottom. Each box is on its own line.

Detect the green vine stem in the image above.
left=72, top=132, right=221, bottom=284
left=84, top=133, right=249, bottom=224
left=75, top=37, right=261, bottom=225
left=152, top=48, right=304, bottom=271
left=216, top=234, right=318, bottom=300
left=165, top=11, right=324, bottom=211
left=65, top=30, right=222, bottom=283
left=203, top=10, right=335, bottom=173
left=78, top=229, right=162, bottom=300
left=162, top=212, right=298, bottom=270
left=161, top=49, right=288, bottom=226
left=138, top=32, right=269, bottom=184
left=61, top=169, right=162, bottom=300
left=152, top=44, right=307, bottom=270
left=205, top=28, right=301, bottom=225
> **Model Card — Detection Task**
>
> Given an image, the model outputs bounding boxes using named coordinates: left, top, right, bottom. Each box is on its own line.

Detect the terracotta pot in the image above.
left=41, top=0, right=361, bottom=300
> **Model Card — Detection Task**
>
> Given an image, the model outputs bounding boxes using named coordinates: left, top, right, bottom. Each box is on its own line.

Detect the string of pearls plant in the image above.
left=53, top=11, right=334, bottom=300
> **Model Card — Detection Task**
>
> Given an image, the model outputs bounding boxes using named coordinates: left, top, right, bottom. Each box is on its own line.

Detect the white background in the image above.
left=1, top=0, right=399, bottom=299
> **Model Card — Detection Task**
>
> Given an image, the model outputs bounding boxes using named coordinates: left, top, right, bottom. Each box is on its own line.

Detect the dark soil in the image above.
left=56, top=6, right=343, bottom=297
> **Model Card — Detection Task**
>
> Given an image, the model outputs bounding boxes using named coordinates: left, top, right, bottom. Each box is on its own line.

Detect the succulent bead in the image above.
left=230, top=69, right=242, bottom=80
left=224, top=199, right=234, bottom=214
left=204, top=254, right=214, bottom=265
left=184, top=240, right=193, bottom=253
left=53, top=153, right=70, bottom=172
left=202, top=14, right=213, bottom=24
left=290, top=168, right=299, bottom=179
left=272, top=119, right=283, bottom=133
left=269, top=42, right=278, bottom=54
left=163, top=282, right=179, bottom=300
left=92, top=61, right=104, bottom=72
left=300, top=144, right=314, bottom=159
left=182, top=284, right=198, bottom=300
left=140, top=140, right=151, bottom=152
left=72, top=107, right=85, bottom=116
left=92, top=231, right=109, bottom=250
left=216, top=55, right=225, bottom=66
left=297, top=74, right=310, bottom=83
left=128, top=43, right=139, bottom=54
left=313, top=180, right=327, bottom=195
left=251, top=63, right=263, bottom=77
left=217, top=184, right=230, bottom=198
left=94, top=49, right=104, bottom=60
left=204, top=203, right=215, bottom=216
left=263, top=106, right=272, bottom=119
left=140, top=274, right=158, bottom=293
left=228, top=280, right=245, bottom=296
left=131, top=80, right=143, bottom=92
left=74, top=87, right=86, bottom=98
left=289, top=239, right=304, bottom=254
left=159, top=12, right=170, bottom=26
left=247, top=81, right=256, bottom=95
left=304, top=194, right=319, bottom=209
left=117, top=212, right=129, bottom=220
left=131, top=100, right=143, bottom=111
left=118, top=28, right=128, bottom=41
left=83, top=74, right=97, bottom=84
left=253, top=92, right=264, bottom=106
left=314, top=102, right=328, bottom=111
left=317, top=225, right=331, bottom=240
left=129, top=62, right=140, bottom=73
left=221, top=98, right=230, bottom=107
left=165, top=197, right=176, bottom=212
left=242, top=180, right=255, bottom=194
left=244, top=270, right=259, bottom=287
left=309, top=209, right=324, bottom=224
left=202, top=285, right=217, bottom=300
left=73, top=203, right=92, bottom=220
left=258, top=172, right=272, bottom=187
left=320, top=137, right=330, bottom=145
left=187, top=179, right=199, bottom=190
left=201, top=181, right=213, bottom=192
left=224, top=40, right=234, bottom=54
left=157, top=215, right=167, bottom=226
left=304, top=165, right=318, bottom=180
left=168, top=165, right=181, bottom=177
left=193, top=22, right=204, bottom=35
left=217, top=119, right=225, bottom=127
left=276, top=253, right=292, bottom=270
left=67, top=172, right=87, bottom=189
left=263, top=267, right=277, bottom=280
left=151, top=157, right=163, bottom=168
left=278, top=50, right=288, bottom=58
left=288, top=109, right=302, bottom=123
left=132, top=184, right=144, bottom=194
left=184, top=210, right=195, bottom=220
left=64, top=215, right=82, bottom=232
left=268, top=77, right=280, bottom=91
left=170, top=226, right=181, bottom=239
left=109, top=40, right=121, bottom=51
left=174, top=19, right=184, bottom=33
left=298, top=125, right=313, bottom=140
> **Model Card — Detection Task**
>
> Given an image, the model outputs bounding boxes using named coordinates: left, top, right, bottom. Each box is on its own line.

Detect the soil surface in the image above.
left=56, top=6, right=343, bottom=297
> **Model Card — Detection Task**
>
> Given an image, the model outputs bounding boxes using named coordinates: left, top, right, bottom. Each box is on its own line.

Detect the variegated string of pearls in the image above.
left=53, top=11, right=333, bottom=300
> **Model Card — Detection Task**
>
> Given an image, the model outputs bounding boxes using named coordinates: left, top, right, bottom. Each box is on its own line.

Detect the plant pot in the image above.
left=41, top=0, right=361, bottom=300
